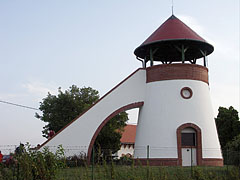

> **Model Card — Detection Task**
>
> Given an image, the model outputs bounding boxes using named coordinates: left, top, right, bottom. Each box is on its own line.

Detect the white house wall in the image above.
left=117, top=145, right=134, bottom=158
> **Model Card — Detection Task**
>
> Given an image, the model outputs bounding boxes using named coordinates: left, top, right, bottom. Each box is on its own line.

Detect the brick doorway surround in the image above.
left=134, top=123, right=223, bottom=166
left=176, top=123, right=223, bottom=166
left=176, top=123, right=202, bottom=166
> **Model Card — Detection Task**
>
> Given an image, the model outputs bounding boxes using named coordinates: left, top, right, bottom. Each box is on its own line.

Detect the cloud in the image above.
left=178, top=14, right=239, bottom=63
left=22, top=81, right=58, bottom=97
left=178, top=15, right=205, bottom=36
left=178, top=15, right=215, bottom=45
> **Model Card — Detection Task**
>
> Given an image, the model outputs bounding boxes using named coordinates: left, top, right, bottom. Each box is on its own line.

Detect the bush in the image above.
left=114, top=155, right=133, bottom=165
left=66, top=153, right=87, bottom=167
left=0, top=143, right=65, bottom=180
left=227, top=166, right=240, bottom=180
left=192, top=167, right=206, bottom=180
left=224, top=135, right=240, bottom=166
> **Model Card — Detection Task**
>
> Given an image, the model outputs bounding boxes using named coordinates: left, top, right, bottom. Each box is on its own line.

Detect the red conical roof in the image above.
left=134, top=15, right=214, bottom=62
left=142, top=15, right=206, bottom=46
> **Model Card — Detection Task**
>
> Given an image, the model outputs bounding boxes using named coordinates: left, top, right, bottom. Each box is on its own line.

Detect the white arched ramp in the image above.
left=39, top=68, right=146, bottom=161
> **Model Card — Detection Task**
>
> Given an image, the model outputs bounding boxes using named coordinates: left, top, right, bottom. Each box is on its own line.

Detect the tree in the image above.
left=36, top=85, right=128, bottom=154
left=215, top=106, right=240, bottom=149
left=36, top=85, right=99, bottom=138
left=225, top=134, right=240, bottom=165
left=94, top=111, right=128, bottom=159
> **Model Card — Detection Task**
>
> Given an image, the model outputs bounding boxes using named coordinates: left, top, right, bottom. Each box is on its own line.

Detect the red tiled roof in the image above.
left=120, top=124, right=137, bottom=144
left=142, top=15, right=206, bottom=46
left=134, top=15, right=213, bottom=62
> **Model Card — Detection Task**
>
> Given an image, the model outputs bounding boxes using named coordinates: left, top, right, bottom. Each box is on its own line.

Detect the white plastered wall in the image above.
left=41, top=68, right=222, bottom=160
left=40, top=69, right=146, bottom=156
left=134, top=80, right=222, bottom=159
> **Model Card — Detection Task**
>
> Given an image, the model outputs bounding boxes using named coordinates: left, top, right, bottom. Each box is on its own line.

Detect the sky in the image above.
left=0, top=0, right=239, bottom=148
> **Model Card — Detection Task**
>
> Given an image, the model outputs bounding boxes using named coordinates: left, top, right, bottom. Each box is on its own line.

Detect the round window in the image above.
left=180, top=87, right=193, bottom=99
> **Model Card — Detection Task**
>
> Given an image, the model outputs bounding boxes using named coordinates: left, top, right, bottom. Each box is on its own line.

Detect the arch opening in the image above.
left=87, top=102, right=144, bottom=163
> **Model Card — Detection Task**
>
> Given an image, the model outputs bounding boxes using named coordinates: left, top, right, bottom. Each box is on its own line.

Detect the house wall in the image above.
left=117, top=144, right=134, bottom=158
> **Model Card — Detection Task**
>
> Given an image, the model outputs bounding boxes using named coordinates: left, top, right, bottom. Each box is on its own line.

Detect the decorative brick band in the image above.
left=135, top=158, right=179, bottom=166
left=201, top=158, right=224, bottom=166
left=133, top=122, right=223, bottom=167
left=134, top=158, right=223, bottom=166
left=146, top=64, right=209, bottom=84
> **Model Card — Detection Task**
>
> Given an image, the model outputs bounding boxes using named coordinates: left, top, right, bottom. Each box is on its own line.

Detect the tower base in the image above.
left=134, top=158, right=223, bottom=166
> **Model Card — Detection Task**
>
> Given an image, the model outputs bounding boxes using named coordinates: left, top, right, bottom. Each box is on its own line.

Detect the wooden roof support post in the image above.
left=181, top=44, right=185, bottom=63
left=200, top=50, right=207, bottom=67
left=150, top=48, right=154, bottom=66
left=144, top=56, right=147, bottom=68
left=181, top=45, right=189, bottom=63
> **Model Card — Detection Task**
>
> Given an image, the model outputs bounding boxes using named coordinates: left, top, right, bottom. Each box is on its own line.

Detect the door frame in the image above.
left=176, top=123, right=202, bottom=166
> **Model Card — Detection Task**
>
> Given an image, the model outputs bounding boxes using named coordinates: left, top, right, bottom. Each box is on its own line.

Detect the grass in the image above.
left=56, top=165, right=239, bottom=180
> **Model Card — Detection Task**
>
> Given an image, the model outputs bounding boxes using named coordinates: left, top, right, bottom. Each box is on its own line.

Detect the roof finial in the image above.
left=171, top=0, right=174, bottom=15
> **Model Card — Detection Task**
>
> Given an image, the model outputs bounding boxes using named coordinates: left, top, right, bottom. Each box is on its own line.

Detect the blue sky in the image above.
left=0, top=0, right=239, bottom=147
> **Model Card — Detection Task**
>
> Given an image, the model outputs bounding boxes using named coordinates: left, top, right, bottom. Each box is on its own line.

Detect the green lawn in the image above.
left=56, top=165, right=239, bottom=180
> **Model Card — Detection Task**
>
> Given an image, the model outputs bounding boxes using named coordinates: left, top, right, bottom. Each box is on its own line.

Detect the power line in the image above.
left=0, top=100, right=39, bottom=111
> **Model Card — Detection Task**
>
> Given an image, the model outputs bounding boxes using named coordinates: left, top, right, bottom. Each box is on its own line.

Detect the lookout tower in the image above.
left=39, top=14, right=223, bottom=167
left=133, top=15, right=223, bottom=166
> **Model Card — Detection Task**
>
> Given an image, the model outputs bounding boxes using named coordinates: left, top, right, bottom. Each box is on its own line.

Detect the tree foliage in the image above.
left=224, top=134, right=240, bottom=166
left=36, top=85, right=99, bottom=138
left=94, top=111, right=128, bottom=157
left=215, top=106, right=240, bottom=149
left=226, top=134, right=240, bottom=151
left=36, top=85, right=128, bottom=153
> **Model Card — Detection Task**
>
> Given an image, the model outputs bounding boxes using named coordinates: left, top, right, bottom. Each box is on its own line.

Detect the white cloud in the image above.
left=178, top=15, right=215, bottom=45
left=178, top=14, right=239, bottom=68
left=178, top=15, right=205, bottom=36
left=22, top=81, right=58, bottom=98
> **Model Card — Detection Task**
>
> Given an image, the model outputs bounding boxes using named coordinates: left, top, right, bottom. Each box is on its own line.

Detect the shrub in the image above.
left=227, top=167, right=240, bottom=180
left=0, top=143, right=65, bottom=180
left=117, top=155, right=133, bottom=165
left=192, top=167, right=206, bottom=180
left=66, top=152, right=87, bottom=167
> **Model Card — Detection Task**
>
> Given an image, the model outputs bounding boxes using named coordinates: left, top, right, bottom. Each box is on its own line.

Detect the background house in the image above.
left=116, top=124, right=136, bottom=158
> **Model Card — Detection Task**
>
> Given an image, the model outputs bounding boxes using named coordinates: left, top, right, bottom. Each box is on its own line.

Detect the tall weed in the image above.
left=0, top=143, right=65, bottom=180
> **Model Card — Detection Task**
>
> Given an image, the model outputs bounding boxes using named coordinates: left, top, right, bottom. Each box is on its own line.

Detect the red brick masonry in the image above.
left=135, top=158, right=223, bottom=166
left=135, top=158, right=179, bottom=166
left=134, top=123, right=223, bottom=166
left=177, top=123, right=202, bottom=166
left=146, top=64, right=209, bottom=84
